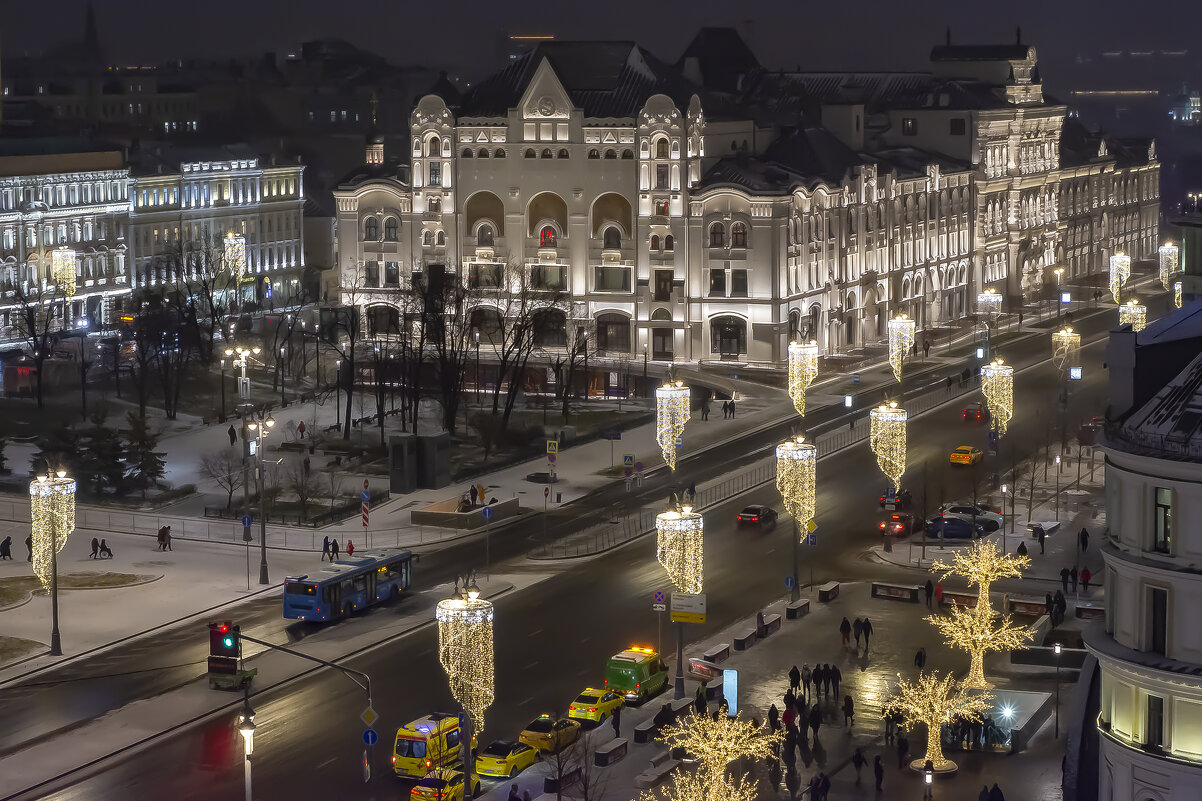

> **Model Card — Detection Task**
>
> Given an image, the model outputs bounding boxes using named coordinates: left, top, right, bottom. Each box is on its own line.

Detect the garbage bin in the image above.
left=556, top=492, right=562, bottom=503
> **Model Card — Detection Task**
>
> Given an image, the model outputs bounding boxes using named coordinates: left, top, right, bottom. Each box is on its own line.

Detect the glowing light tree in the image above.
left=776, top=436, right=816, bottom=601
left=1051, top=327, right=1081, bottom=373
left=437, top=574, right=494, bottom=779
left=980, top=359, right=1014, bottom=437
left=656, top=501, right=703, bottom=699
left=870, top=402, right=907, bottom=492
left=1160, top=242, right=1180, bottom=291
left=639, top=768, right=757, bottom=801
left=225, top=232, right=248, bottom=282
left=1175, top=281, right=1183, bottom=309
left=656, top=380, right=691, bottom=471
left=787, top=341, right=819, bottom=416
left=50, top=247, right=77, bottom=298
left=1109, top=252, right=1131, bottom=304
left=640, top=713, right=780, bottom=801
left=932, top=539, right=1030, bottom=612
left=1118, top=299, right=1147, bottom=332
left=888, top=314, right=916, bottom=382
left=926, top=601, right=1033, bottom=689
left=884, top=672, right=993, bottom=772
left=31, top=471, right=76, bottom=655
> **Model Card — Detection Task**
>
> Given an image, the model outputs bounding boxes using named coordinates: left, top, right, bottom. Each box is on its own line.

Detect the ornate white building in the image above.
left=333, top=32, right=1160, bottom=376
left=1088, top=309, right=1202, bottom=801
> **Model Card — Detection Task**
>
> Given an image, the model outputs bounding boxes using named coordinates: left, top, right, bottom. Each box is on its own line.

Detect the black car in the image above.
left=879, top=512, right=919, bottom=536
left=736, top=505, right=778, bottom=531
left=962, top=402, right=990, bottom=424
left=879, top=488, right=913, bottom=510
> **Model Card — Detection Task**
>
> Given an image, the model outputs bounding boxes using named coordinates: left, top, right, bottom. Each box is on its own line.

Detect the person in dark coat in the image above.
left=1070, top=565, right=1078, bottom=592
left=330, top=539, right=340, bottom=560
left=914, top=647, right=927, bottom=669
left=988, top=783, right=1005, bottom=801
left=822, top=664, right=833, bottom=697
left=853, top=617, right=864, bottom=647
left=1045, top=592, right=1055, bottom=619
left=1079, top=528, right=1090, bottom=553
left=321, top=536, right=331, bottom=561
left=897, top=734, right=910, bottom=768
left=924, top=579, right=934, bottom=608
left=90, top=537, right=100, bottom=559
left=851, top=748, right=866, bottom=784
left=611, top=703, right=622, bottom=737
left=768, top=704, right=780, bottom=733
left=729, top=400, right=736, bottom=418
left=1017, top=541, right=1028, bottom=556
left=98, top=539, right=113, bottom=558
left=789, top=664, right=801, bottom=693
left=653, top=704, right=673, bottom=728
left=874, top=755, right=885, bottom=791
left=801, top=664, right=812, bottom=701
left=1038, top=527, right=1046, bottom=554
left=508, top=785, right=520, bottom=801
left=831, top=665, right=843, bottom=698
left=842, top=695, right=855, bottom=727
left=227, top=424, right=237, bottom=446
left=862, top=617, right=874, bottom=649
left=979, top=786, right=991, bottom=801
left=25, top=535, right=32, bottom=561
left=1054, top=590, right=1067, bottom=625
left=722, top=401, right=730, bottom=419
left=469, top=484, right=478, bottom=507
left=0, top=536, right=11, bottom=560
left=784, top=688, right=795, bottom=715
left=1060, top=567, right=1070, bottom=594
left=840, top=617, right=852, bottom=646
left=884, top=708, right=896, bottom=745
left=811, top=665, right=824, bottom=698
left=809, top=703, right=822, bottom=739
left=817, top=772, right=831, bottom=801
left=694, top=683, right=707, bottom=715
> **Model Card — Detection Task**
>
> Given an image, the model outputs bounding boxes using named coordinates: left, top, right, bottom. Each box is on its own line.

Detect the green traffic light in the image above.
left=223, top=636, right=234, bottom=648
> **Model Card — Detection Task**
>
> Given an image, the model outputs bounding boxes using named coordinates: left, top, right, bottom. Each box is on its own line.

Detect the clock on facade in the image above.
left=537, top=96, right=557, bottom=116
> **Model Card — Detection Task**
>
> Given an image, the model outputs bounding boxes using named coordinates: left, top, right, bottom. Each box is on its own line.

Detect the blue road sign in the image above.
left=360, top=490, right=370, bottom=502
left=785, top=576, right=795, bottom=589
left=241, top=514, right=252, bottom=528
left=805, top=534, right=817, bottom=546
left=653, top=590, right=666, bottom=604
left=603, top=428, right=622, bottom=441
left=363, top=729, right=378, bottom=746
left=675, top=435, right=683, bottom=448
left=482, top=506, right=493, bottom=520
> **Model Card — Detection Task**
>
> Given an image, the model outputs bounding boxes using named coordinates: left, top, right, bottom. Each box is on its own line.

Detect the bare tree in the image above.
left=153, top=228, right=239, bottom=366
left=424, top=265, right=478, bottom=435
left=329, top=261, right=367, bottom=440
left=11, top=276, right=70, bottom=409
left=551, top=313, right=595, bottom=421
left=201, top=450, right=244, bottom=510
left=288, top=462, right=320, bottom=520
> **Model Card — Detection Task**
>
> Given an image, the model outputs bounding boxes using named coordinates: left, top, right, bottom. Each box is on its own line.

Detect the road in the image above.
left=22, top=300, right=1122, bottom=800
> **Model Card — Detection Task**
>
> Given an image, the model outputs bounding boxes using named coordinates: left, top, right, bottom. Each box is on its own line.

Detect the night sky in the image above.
left=1, top=0, right=1196, bottom=89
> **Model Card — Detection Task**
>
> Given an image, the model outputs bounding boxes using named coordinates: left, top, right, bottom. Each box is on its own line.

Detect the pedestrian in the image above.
left=1017, top=541, right=1028, bottom=556
left=812, top=664, right=824, bottom=699
left=0, top=535, right=11, bottom=560
left=935, top=581, right=944, bottom=606
left=807, top=774, right=819, bottom=801
left=989, top=783, right=1005, bottom=801
left=508, top=785, right=520, bottom=801
left=91, top=536, right=100, bottom=559
left=789, top=665, right=801, bottom=694
left=768, top=703, right=780, bottom=733
left=1045, top=592, right=1055, bottom=619
left=156, top=526, right=165, bottom=551
left=522, top=791, right=532, bottom=801
left=843, top=695, right=855, bottom=727
left=1080, top=527, right=1090, bottom=553
left=850, top=747, right=866, bottom=784
left=862, top=617, right=874, bottom=649
left=818, top=772, right=831, bottom=801
left=653, top=703, right=673, bottom=728
left=914, top=646, right=926, bottom=669
left=477, top=483, right=486, bottom=505
left=924, top=579, right=934, bottom=608
left=1081, top=567, right=1092, bottom=593
left=470, top=484, right=478, bottom=506
left=821, top=664, right=832, bottom=697
left=874, top=755, right=885, bottom=791
left=722, top=401, right=729, bottom=419
left=924, top=340, right=930, bottom=359
left=840, top=616, right=852, bottom=647
left=897, top=734, right=910, bottom=769
left=1019, top=311, right=1024, bottom=326
left=853, top=617, right=864, bottom=647
left=330, top=539, right=340, bottom=560
left=347, top=540, right=355, bottom=557
left=163, top=526, right=172, bottom=551
left=782, top=703, right=796, bottom=731
left=1054, top=590, right=1067, bottom=626
left=695, top=682, right=707, bottom=715
left=1038, top=527, right=1046, bottom=554
left=979, top=785, right=990, bottom=801
left=884, top=708, right=895, bottom=745
left=321, top=536, right=331, bottom=561
left=809, top=703, right=821, bottom=739
left=688, top=481, right=697, bottom=504
left=801, top=663, right=812, bottom=702
left=297, top=420, right=306, bottom=439
left=832, top=665, right=842, bottom=698
left=611, top=703, right=622, bottom=737
left=1060, top=567, right=1071, bottom=594
left=303, top=454, right=311, bottom=475
left=25, top=535, right=32, bottom=561
left=729, top=399, right=736, bottom=418
left=911, top=341, right=918, bottom=358
left=99, top=539, right=113, bottom=558
left=701, top=400, right=710, bottom=421
left=945, top=375, right=953, bottom=393
left=1070, top=565, right=1078, bottom=592
left=227, top=424, right=237, bottom=446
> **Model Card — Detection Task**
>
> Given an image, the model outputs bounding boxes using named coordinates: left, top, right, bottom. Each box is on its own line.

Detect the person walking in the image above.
left=1080, top=527, right=1090, bottom=553
left=695, top=683, right=707, bottom=716
left=988, top=783, right=1006, bottom=801
left=1017, top=541, right=1028, bottom=557
left=469, top=484, right=478, bottom=507
left=1045, top=592, right=1055, bottom=619
left=1060, top=567, right=1071, bottom=594
left=809, top=703, right=821, bottom=740
left=1070, top=565, right=1079, bottom=592
left=874, top=755, right=885, bottom=791
left=789, top=665, right=801, bottom=694
left=811, top=665, right=824, bottom=699
left=853, top=617, right=864, bottom=648
left=297, top=420, right=306, bottom=439
left=768, top=704, right=780, bottom=734
left=156, top=526, right=166, bottom=551
left=0, top=536, right=12, bottom=560
left=321, top=536, right=331, bottom=561
left=822, top=664, right=833, bottom=698
left=729, top=399, right=736, bottom=418
left=611, top=703, right=622, bottom=737
left=862, top=617, right=874, bottom=650
left=330, top=539, right=340, bottom=560
left=1038, top=527, right=1046, bottom=554
left=842, top=695, right=855, bottom=728
left=851, top=747, right=866, bottom=784
left=507, top=785, right=520, bottom=801
left=840, top=617, right=852, bottom=647
left=722, top=401, right=729, bottom=419
left=346, top=540, right=355, bottom=557
left=163, top=526, right=172, bottom=551
left=801, top=663, right=812, bottom=702
left=884, top=708, right=896, bottom=745
left=831, top=665, right=843, bottom=699
left=897, top=733, right=910, bottom=769
left=90, top=537, right=100, bottom=559
left=782, top=702, right=796, bottom=732
left=303, top=454, right=311, bottom=475
left=1081, top=567, right=1092, bottom=593
left=914, top=646, right=927, bottom=669
left=924, top=579, right=934, bottom=608
left=701, top=400, right=710, bottom=421
left=1054, top=590, right=1067, bottom=626
left=818, top=772, right=830, bottom=801
left=25, top=535, right=32, bottom=561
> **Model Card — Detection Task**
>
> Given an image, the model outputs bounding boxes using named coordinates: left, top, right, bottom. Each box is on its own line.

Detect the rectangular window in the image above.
left=708, top=269, right=726, bottom=297
left=384, top=262, right=399, bottom=286
left=1154, top=487, right=1172, bottom=553
left=364, top=261, right=380, bottom=288
left=556, top=123, right=568, bottom=141
left=653, top=270, right=674, bottom=302
left=950, top=118, right=966, bottom=136
left=656, top=164, right=669, bottom=190
left=540, top=123, right=552, bottom=141
left=1147, top=695, right=1164, bottom=749
left=654, top=200, right=669, bottom=216
left=593, top=265, right=631, bottom=292
left=731, top=269, right=748, bottom=297
left=902, top=118, right=917, bottom=136
left=428, top=162, right=441, bottom=186
left=1150, top=587, right=1167, bottom=655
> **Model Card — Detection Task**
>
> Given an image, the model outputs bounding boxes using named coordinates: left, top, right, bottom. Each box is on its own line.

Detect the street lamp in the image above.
left=1119, top=299, right=1147, bottom=332
left=1159, top=242, right=1180, bottom=291
left=924, top=763, right=934, bottom=800
left=981, top=359, right=1014, bottom=437
left=226, top=345, right=262, bottom=401
left=30, top=471, right=76, bottom=656
left=1051, top=327, right=1080, bottom=374
left=787, top=340, right=819, bottom=416
left=776, top=436, right=816, bottom=601
left=437, top=574, right=494, bottom=782
left=336, top=359, right=343, bottom=428
left=656, top=501, right=703, bottom=699
left=1053, top=268, right=1065, bottom=317
left=869, top=402, right=908, bottom=493
left=1109, top=252, right=1131, bottom=304
left=1054, top=642, right=1062, bottom=738
left=236, top=692, right=256, bottom=801
left=643, top=343, right=648, bottom=395
left=246, top=411, right=276, bottom=585
left=474, top=331, right=481, bottom=407
left=1175, top=281, right=1184, bottom=309
left=220, top=357, right=228, bottom=422
left=1054, top=455, right=1061, bottom=522
left=1000, top=484, right=1010, bottom=552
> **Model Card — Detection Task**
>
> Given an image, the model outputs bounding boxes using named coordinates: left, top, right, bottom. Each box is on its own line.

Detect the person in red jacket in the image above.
left=346, top=540, right=355, bottom=557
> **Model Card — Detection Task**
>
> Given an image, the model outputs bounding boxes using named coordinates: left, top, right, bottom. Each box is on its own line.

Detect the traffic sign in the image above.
left=363, top=729, right=378, bottom=746
left=805, top=520, right=816, bottom=533
left=482, top=506, right=493, bottom=520
left=785, top=576, right=795, bottom=589
left=805, top=533, right=817, bottom=546
left=360, top=706, right=379, bottom=728
left=547, top=453, right=556, bottom=464
left=603, top=428, right=622, bottom=441
left=623, top=454, right=635, bottom=468
left=624, top=467, right=633, bottom=477
left=241, top=514, right=252, bottom=528
left=361, top=489, right=371, bottom=502
left=675, top=435, right=683, bottom=448
left=670, top=593, right=707, bottom=624
left=653, top=590, right=666, bottom=604
left=363, top=479, right=370, bottom=490
left=546, top=440, right=559, bottom=454
left=544, top=487, right=550, bottom=498
left=653, top=602, right=666, bottom=612
left=635, top=461, right=644, bottom=473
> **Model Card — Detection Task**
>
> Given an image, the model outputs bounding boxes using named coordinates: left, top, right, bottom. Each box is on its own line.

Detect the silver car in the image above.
left=937, top=503, right=1003, bottom=532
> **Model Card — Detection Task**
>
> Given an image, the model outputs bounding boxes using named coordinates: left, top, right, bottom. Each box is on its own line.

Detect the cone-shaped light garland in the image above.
left=980, top=359, right=1013, bottom=437
left=1118, top=299, right=1147, bottom=332
left=787, top=341, right=819, bottom=416
left=50, top=247, right=77, bottom=298
left=1109, top=252, right=1131, bottom=304
left=926, top=602, right=1033, bottom=689
left=436, top=582, right=494, bottom=738
left=887, top=314, right=915, bottom=382
left=1175, top=281, right=1183, bottom=309
left=1159, top=242, right=1180, bottom=291
left=884, top=672, right=993, bottom=770
left=656, top=504, right=703, bottom=595
left=225, top=232, right=248, bottom=282
left=30, top=472, right=76, bottom=589
left=1051, top=327, right=1080, bottom=373
left=869, top=402, right=907, bottom=491
left=975, top=289, right=1002, bottom=321
left=656, top=380, right=690, bottom=471
left=776, top=437, right=816, bottom=536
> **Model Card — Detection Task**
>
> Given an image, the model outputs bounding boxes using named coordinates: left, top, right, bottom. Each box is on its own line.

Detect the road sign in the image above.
left=482, top=506, right=493, bottom=520
left=547, top=453, right=556, bottom=464
left=653, top=602, right=666, bottom=612
left=546, top=440, right=559, bottom=454
left=653, top=590, right=665, bottom=604
left=363, top=729, right=378, bottom=746
left=241, top=514, right=252, bottom=528
left=675, top=435, right=683, bottom=448
left=853, top=372, right=861, bottom=385
left=361, top=489, right=370, bottom=502
left=362, top=500, right=369, bottom=528
left=360, top=706, right=379, bottom=728
left=670, top=593, right=707, bottom=624
left=785, top=576, right=795, bottom=589
left=544, top=487, right=550, bottom=498
left=635, top=461, right=644, bottom=473
left=805, top=533, right=817, bottom=547
left=603, top=428, right=622, bottom=441
left=805, top=520, right=816, bottom=533
left=623, top=454, right=635, bottom=468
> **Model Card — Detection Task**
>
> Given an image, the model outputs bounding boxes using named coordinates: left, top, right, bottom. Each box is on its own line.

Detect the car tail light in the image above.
left=426, top=759, right=432, bottom=769
left=751, top=517, right=758, bottom=521
left=588, top=708, right=596, bottom=712
left=392, top=756, right=397, bottom=764
left=636, top=682, right=641, bottom=689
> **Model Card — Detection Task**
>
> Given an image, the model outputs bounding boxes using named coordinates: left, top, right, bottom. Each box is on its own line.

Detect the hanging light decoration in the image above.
left=30, top=472, right=76, bottom=589
left=1119, top=299, right=1147, bottom=332
left=887, top=314, right=916, bottom=383
left=656, top=380, right=691, bottom=471
left=436, top=578, right=494, bottom=738
left=786, top=341, right=819, bottom=416
left=975, top=289, right=1002, bottom=322
left=1175, top=281, right=1183, bottom=309
left=50, top=247, right=77, bottom=298
left=655, top=504, right=704, bottom=595
left=980, top=359, right=1014, bottom=437
left=225, top=232, right=248, bottom=282
left=776, top=437, right=817, bottom=535
left=869, top=402, right=907, bottom=491
left=1159, top=242, right=1180, bottom=291
left=1051, top=327, right=1081, bottom=373
left=1108, top=252, right=1131, bottom=304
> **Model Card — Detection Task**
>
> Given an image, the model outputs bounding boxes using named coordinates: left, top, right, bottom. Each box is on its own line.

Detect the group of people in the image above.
left=1045, top=590, right=1069, bottom=626
left=1059, top=565, right=1092, bottom=594
left=945, top=714, right=1008, bottom=751
left=156, top=526, right=173, bottom=551
left=320, top=536, right=355, bottom=561
left=837, top=616, right=874, bottom=651
left=88, top=537, right=114, bottom=559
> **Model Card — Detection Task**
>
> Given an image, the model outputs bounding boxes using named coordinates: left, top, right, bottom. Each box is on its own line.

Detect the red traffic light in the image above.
left=218, top=623, right=230, bottom=634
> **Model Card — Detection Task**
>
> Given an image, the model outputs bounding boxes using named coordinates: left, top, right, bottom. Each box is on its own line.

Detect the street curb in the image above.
left=0, top=582, right=517, bottom=801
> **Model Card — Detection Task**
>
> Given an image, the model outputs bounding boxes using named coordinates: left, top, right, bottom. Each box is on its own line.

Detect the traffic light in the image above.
left=208, top=621, right=240, bottom=675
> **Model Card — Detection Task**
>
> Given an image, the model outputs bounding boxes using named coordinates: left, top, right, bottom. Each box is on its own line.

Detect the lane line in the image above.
left=524, top=661, right=539, bottom=670
left=526, top=629, right=543, bottom=638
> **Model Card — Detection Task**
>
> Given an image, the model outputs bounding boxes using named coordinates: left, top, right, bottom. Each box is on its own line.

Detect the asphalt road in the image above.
left=21, top=298, right=1127, bottom=801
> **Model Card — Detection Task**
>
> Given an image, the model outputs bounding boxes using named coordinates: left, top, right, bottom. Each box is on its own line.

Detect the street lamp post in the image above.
left=1054, top=268, right=1065, bottom=317
left=643, top=343, right=648, bottom=396
left=1054, top=455, right=1061, bottom=521
left=1001, top=484, right=1008, bottom=553
left=474, top=332, right=481, bottom=407
left=30, top=471, right=76, bottom=656
left=220, top=358, right=228, bottom=423
left=236, top=691, right=256, bottom=801
left=336, top=359, right=343, bottom=429
left=247, top=411, right=276, bottom=586
left=1054, top=642, right=1062, bottom=738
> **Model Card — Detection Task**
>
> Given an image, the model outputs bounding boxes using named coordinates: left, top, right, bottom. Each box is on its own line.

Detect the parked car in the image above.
left=937, top=503, right=1003, bottom=532
left=924, top=517, right=984, bottom=539
left=961, top=402, right=989, bottom=424
left=736, top=505, right=778, bottom=531
left=949, top=445, right=984, bottom=466
left=879, top=512, right=919, bottom=536
left=879, top=488, right=913, bottom=510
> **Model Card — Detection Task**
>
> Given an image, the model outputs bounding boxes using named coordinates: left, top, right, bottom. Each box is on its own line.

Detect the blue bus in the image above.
left=283, top=548, right=413, bottom=621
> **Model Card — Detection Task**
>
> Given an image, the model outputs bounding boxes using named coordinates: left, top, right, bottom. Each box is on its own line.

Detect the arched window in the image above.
left=436, top=231, right=445, bottom=246
left=478, top=148, right=489, bottom=158
left=364, top=218, right=379, bottom=241
left=541, top=148, right=553, bottom=159
left=558, top=148, right=569, bottom=159
left=709, top=223, right=725, bottom=248
left=603, top=227, right=621, bottom=249
left=525, top=148, right=536, bottom=158
left=650, top=235, right=661, bottom=251
left=732, top=222, right=747, bottom=248
left=428, top=136, right=441, bottom=156
left=640, top=140, right=650, bottom=157
left=495, top=148, right=506, bottom=158
left=422, top=230, right=433, bottom=246
left=621, top=149, right=634, bottom=159
left=656, top=139, right=669, bottom=159
left=604, top=149, right=617, bottom=160
left=540, top=226, right=557, bottom=248
left=664, top=235, right=675, bottom=251
left=477, top=225, right=494, bottom=247
left=711, top=316, right=747, bottom=356
left=384, top=218, right=398, bottom=241
left=462, top=148, right=473, bottom=158
left=428, top=197, right=442, bottom=214
left=588, top=149, right=600, bottom=159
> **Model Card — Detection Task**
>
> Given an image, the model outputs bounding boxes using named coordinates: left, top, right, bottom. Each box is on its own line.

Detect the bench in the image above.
left=758, top=613, right=782, bottom=637
left=669, top=698, right=694, bottom=717
left=732, top=629, right=757, bottom=651
left=786, top=599, right=811, bottom=620
left=595, top=738, right=628, bottom=767
left=648, top=749, right=672, bottom=768
left=818, top=582, right=840, bottom=602
left=704, top=676, right=724, bottom=700
left=544, top=766, right=581, bottom=794
left=1076, top=602, right=1105, bottom=620
left=633, top=719, right=660, bottom=744
left=634, top=760, right=681, bottom=790
left=871, top=582, right=920, bottom=602
left=1008, top=596, right=1049, bottom=616
left=703, top=643, right=731, bottom=663
left=1027, top=520, right=1061, bottom=538
left=941, top=590, right=978, bottom=608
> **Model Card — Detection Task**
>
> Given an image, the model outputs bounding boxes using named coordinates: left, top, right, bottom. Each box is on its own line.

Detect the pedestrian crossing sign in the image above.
left=546, top=440, right=559, bottom=454
left=623, top=454, right=635, bottom=468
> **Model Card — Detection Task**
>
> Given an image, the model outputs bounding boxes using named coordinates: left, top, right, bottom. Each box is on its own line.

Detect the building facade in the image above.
left=1089, top=313, right=1202, bottom=801
left=333, top=33, right=1161, bottom=373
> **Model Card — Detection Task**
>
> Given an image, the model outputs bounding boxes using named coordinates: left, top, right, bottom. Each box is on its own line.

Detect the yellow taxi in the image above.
left=474, top=740, right=538, bottom=779
left=568, top=688, right=625, bottom=724
left=518, top=714, right=581, bottom=754
left=410, top=768, right=481, bottom=801
left=949, top=445, right=983, bottom=466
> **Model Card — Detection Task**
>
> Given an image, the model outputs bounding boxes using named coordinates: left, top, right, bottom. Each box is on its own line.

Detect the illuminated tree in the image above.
left=639, top=713, right=780, bottom=801
left=638, top=769, right=758, bottom=801
left=932, top=539, right=1030, bottom=611
left=884, top=672, right=993, bottom=770
left=926, top=602, right=1033, bottom=688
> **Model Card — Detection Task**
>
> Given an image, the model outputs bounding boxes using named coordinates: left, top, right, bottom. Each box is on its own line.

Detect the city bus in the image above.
left=283, top=548, right=413, bottom=621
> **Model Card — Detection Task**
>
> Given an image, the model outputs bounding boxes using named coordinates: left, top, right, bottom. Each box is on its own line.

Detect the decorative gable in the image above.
left=518, top=58, right=573, bottom=120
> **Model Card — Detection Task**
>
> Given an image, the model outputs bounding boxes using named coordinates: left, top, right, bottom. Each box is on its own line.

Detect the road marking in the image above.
left=317, top=757, right=336, bottom=769
left=525, top=661, right=539, bottom=670
left=527, top=628, right=543, bottom=638
left=519, top=695, right=536, bottom=706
